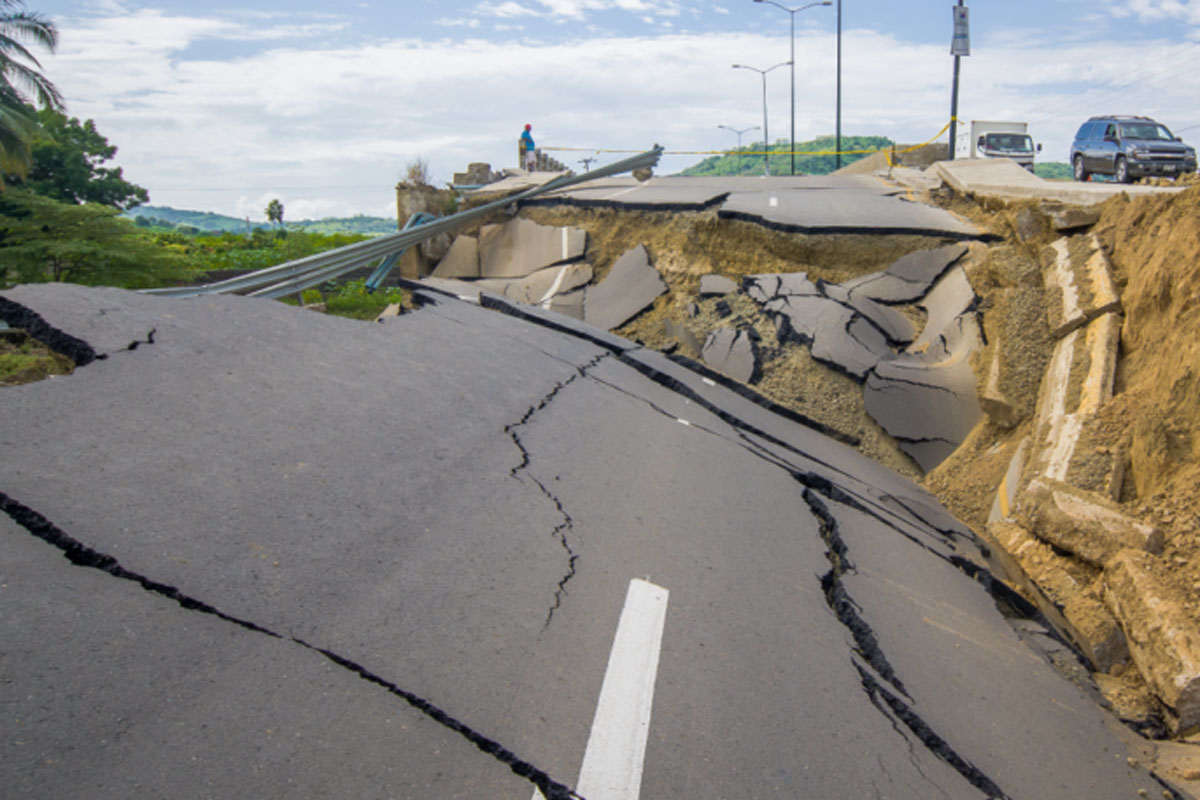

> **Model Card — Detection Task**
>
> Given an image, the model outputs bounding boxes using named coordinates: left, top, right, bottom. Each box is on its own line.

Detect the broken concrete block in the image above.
left=582, top=245, right=666, bottom=330
left=1030, top=312, right=1121, bottom=484
left=911, top=266, right=978, bottom=355
left=987, top=438, right=1028, bottom=524
left=1015, top=478, right=1164, bottom=566
left=548, top=288, right=585, bottom=320
left=822, top=281, right=916, bottom=345
left=432, top=235, right=479, bottom=279
left=1013, top=207, right=1048, bottom=244
left=518, top=264, right=593, bottom=306
left=1042, top=235, right=1121, bottom=339
left=701, top=327, right=759, bottom=384
left=1103, top=549, right=1200, bottom=732
left=1063, top=590, right=1129, bottom=674
left=744, top=273, right=818, bottom=305
left=664, top=319, right=702, bottom=358
left=478, top=217, right=586, bottom=279
left=685, top=302, right=699, bottom=317
left=699, top=275, right=738, bottom=297
left=986, top=520, right=1127, bottom=671
left=865, top=354, right=983, bottom=472
left=979, top=347, right=1023, bottom=428
left=842, top=243, right=967, bottom=305
left=1049, top=207, right=1100, bottom=232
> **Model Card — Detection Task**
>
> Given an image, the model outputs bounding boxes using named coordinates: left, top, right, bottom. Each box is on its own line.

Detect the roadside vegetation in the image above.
left=682, top=134, right=894, bottom=176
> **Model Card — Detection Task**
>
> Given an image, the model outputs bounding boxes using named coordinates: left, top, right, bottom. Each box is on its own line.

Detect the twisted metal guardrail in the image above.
left=143, top=146, right=664, bottom=300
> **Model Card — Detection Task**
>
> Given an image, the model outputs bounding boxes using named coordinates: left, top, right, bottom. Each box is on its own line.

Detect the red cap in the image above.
left=525, top=124, right=532, bottom=130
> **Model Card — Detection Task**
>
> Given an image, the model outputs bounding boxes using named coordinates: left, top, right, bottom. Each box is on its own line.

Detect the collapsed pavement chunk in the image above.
left=583, top=244, right=667, bottom=330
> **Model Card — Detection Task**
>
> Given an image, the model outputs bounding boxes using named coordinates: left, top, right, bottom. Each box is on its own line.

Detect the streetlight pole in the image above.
left=752, top=0, right=831, bottom=176
left=836, top=0, right=842, bottom=170
left=718, top=124, right=760, bottom=175
left=733, top=61, right=791, bottom=176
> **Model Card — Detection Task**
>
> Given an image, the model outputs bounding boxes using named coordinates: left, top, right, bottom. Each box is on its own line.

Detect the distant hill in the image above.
left=124, top=206, right=398, bottom=235
left=681, top=135, right=895, bottom=176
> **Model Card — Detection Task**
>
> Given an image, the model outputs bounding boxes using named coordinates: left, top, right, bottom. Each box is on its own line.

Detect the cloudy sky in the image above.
left=27, top=0, right=1200, bottom=221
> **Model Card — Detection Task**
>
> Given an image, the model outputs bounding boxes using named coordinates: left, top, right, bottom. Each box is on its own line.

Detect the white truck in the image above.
left=970, top=120, right=1041, bottom=171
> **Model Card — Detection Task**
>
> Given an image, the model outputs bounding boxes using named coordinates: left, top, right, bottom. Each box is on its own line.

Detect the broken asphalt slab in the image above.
left=582, top=243, right=667, bottom=330
left=0, top=282, right=1181, bottom=799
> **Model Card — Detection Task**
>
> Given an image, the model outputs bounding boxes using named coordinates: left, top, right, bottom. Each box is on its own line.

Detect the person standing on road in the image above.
left=521, top=124, right=536, bottom=171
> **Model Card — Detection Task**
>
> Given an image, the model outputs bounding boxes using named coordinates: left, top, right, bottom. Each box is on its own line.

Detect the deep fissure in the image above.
left=0, top=490, right=580, bottom=800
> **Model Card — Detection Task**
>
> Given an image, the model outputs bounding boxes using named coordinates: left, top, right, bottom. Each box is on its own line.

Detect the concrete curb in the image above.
left=1103, top=550, right=1200, bottom=733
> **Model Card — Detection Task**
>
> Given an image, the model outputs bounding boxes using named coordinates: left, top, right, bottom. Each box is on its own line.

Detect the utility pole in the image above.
left=949, top=2, right=969, bottom=160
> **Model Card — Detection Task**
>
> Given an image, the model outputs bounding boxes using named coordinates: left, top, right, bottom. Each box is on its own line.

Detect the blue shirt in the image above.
left=521, top=130, right=535, bottom=150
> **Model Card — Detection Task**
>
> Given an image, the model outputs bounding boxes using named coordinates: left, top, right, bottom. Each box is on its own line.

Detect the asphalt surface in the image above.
left=528, top=174, right=979, bottom=238
left=0, top=283, right=1183, bottom=799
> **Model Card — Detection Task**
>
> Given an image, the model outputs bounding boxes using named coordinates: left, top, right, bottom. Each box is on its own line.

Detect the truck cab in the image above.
left=970, top=121, right=1041, bottom=171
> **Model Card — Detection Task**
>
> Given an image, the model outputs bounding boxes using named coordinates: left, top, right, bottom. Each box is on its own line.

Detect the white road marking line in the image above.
left=602, top=186, right=641, bottom=201
left=534, top=579, right=670, bottom=800
left=538, top=266, right=570, bottom=308
left=562, top=226, right=570, bottom=261
left=769, top=196, right=778, bottom=207
left=701, top=377, right=716, bottom=387
left=677, top=419, right=691, bottom=426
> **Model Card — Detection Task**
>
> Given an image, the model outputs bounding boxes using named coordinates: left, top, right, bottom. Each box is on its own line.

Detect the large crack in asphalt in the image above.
left=0, top=490, right=582, bottom=800
left=0, top=296, right=101, bottom=366
left=505, top=351, right=614, bottom=627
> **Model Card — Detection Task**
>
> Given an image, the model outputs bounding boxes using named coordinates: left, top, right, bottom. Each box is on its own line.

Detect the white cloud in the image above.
left=436, top=17, right=483, bottom=28
left=38, top=9, right=1200, bottom=217
left=1102, top=0, right=1200, bottom=23
left=475, top=1, right=539, bottom=18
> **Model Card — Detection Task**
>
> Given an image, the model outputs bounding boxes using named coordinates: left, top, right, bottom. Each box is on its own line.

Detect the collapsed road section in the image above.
left=0, top=277, right=1186, bottom=798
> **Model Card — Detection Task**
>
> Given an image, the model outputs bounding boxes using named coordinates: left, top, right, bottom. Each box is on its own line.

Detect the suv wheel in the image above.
left=1074, top=155, right=1089, bottom=182
left=1115, top=156, right=1131, bottom=184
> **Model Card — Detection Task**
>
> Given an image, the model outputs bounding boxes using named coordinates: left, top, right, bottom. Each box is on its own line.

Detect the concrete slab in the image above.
left=478, top=217, right=586, bottom=279
left=988, top=438, right=1028, bottom=524
left=701, top=327, right=759, bottom=384
left=719, top=187, right=980, bottom=238
left=865, top=353, right=983, bottom=472
left=745, top=273, right=819, bottom=305
left=911, top=265, right=979, bottom=356
left=1042, top=234, right=1121, bottom=339
left=822, top=282, right=916, bottom=345
left=1015, top=478, right=1164, bottom=566
left=532, top=177, right=730, bottom=211
left=432, top=235, right=480, bottom=279
left=547, top=287, right=586, bottom=321
left=1029, top=312, right=1121, bottom=485
left=984, top=519, right=1127, bottom=671
left=933, top=158, right=1184, bottom=206
left=582, top=244, right=667, bottom=330
left=1104, top=550, right=1200, bottom=732
left=843, top=244, right=968, bottom=305
left=477, top=263, right=594, bottom=306
left=699, top=275, right=738, bottom=297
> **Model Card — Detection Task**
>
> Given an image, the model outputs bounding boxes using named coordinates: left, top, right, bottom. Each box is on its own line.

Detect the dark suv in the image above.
left=1070, top=115, right=1196, bottom=183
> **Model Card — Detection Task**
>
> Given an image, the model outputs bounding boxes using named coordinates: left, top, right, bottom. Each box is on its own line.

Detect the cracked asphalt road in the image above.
left=0, top=282, right=1181, bottom=798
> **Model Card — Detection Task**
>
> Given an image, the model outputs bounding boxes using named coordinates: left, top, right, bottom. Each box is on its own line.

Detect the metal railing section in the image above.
left=143, top=146, right=664, bottom=300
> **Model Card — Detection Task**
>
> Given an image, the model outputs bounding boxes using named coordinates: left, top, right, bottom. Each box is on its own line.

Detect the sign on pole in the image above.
left=951, top=5, right=970, bottom=56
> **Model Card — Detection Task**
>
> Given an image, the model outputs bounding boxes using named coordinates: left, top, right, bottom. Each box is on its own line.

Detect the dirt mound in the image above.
left=1096, top=187, right=1200, bottom=603
left=833, top=143, right=950, bottom=176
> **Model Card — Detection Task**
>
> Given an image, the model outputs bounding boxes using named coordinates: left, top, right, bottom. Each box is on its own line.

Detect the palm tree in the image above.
left=1, top=0, right=63, bottom=179
left=265, top=198, right=284, bottom=228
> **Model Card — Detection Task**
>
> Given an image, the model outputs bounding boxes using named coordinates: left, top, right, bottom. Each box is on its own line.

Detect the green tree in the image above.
left=265, top=198, right=283, bottom=227
left=0, top=188, right=196, bottom=287
left=18, top=107, right=149, bottom=208
left=1, top=0, right=62, bottom=178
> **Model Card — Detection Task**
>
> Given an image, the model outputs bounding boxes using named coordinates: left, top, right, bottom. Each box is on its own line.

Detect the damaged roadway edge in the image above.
left=0, top=490, right=582, bottom=800
left=0, top=296, right=100, bottom=366
left=505, top=352, right=614, bottom=626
